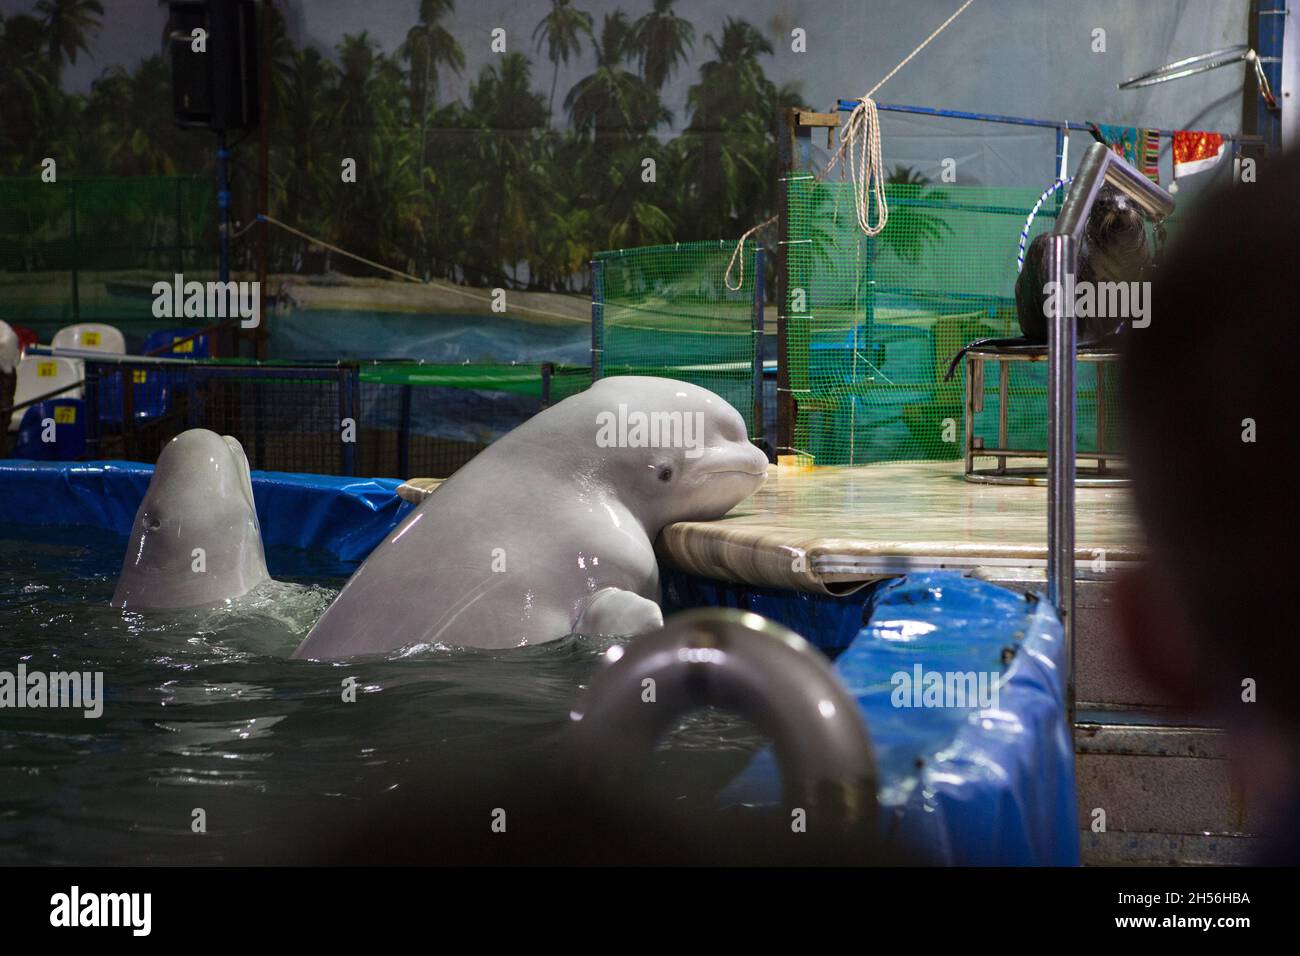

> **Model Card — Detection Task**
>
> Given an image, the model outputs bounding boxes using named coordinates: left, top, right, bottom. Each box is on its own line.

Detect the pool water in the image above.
left=0, top=525, right=764, bottom=865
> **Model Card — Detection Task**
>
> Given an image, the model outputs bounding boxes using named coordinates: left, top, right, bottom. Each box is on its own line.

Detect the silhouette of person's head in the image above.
left=1118, top=152, right=1299, bottom=861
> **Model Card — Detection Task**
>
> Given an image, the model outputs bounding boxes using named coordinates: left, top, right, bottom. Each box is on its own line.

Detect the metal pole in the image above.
left=1045, top=233, right=1077, bottom=721
left=83, top=361, right=99, bottom=459
left=839, top=99, right=1246, bottom=145
left=775, top=108, right=798, bottom=457
left=398, top=383, right=412, bottom=478
left=217, top=132, right=231, bottom=285
left=339, top=366, right=357, bottom=477
left=997, top=359, right=1009, bottom=475
left=963, top=355, right=974, bottom=476
left=175, top=178, right=184, bottom=276
left=216, top=130, right=233, bottom=356
left=590, top=259, right=604, bottom=383
left=1047, top=144, right=1173, bottom=722
left=255, top=0, right=272, bottom=360
left=68, top=182, right=79, bottom=321
left=752, top=245, right=765, bottom=444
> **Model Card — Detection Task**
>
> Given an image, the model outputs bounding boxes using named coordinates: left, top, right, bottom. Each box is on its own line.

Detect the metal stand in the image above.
left=963, top=344, right=1126, bottom=486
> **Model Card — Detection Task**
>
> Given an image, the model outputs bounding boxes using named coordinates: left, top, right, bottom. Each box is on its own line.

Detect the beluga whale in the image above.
left=292, top=376, right=769, bottom=658
left=112, top=428, right=270, bottom=610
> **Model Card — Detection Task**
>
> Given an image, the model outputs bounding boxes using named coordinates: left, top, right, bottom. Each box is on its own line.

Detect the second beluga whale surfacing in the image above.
left=112, top=428, right=270, bottom=610
left=292, top=376, right=769, bottom=658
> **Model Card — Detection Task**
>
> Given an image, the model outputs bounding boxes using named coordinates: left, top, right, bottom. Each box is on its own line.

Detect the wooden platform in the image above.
left=397, top=460, right=1142, bottom=595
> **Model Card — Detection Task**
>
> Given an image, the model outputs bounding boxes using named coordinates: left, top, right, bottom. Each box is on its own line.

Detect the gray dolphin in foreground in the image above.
left=293, top=376, right=769, bottom=658
left=112, top=429, right=270, bottom=610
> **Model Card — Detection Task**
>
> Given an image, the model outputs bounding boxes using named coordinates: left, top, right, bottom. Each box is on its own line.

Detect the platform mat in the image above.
left=659, top=459, right=1140, bottom=592
left=397, top=460, right=1141, bottom=594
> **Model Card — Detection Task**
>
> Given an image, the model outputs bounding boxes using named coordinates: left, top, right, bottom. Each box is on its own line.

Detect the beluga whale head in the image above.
left=584, top=376, right=769, bottom=530
left=112, top=429, right=269, bottom=610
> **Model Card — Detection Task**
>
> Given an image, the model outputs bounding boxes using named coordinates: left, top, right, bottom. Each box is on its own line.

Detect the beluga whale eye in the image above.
left=658, top=467, right=673, bottom=482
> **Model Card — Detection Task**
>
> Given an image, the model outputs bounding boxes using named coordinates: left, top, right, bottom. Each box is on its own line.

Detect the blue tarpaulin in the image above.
left=0, top=460, right=412, bottom=563
left=670, top=570, right=1078, bottom=866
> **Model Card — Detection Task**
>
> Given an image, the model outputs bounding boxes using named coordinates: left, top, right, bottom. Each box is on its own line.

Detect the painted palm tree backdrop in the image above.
left=0, top=0, right=810, bottom=294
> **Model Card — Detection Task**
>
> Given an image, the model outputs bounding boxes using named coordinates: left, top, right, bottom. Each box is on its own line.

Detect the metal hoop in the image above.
left=1119, top=45, right=1277, bottom=109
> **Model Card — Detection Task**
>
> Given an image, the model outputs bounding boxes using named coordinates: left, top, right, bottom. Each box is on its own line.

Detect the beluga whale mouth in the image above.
left=292, top=376, right=769, bottom=659
left=111, top=428, right=270, bottom=611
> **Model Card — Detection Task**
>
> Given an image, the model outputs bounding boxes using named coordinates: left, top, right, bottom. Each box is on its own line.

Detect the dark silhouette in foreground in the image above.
left=1117, top=152, right=1300, bottom=864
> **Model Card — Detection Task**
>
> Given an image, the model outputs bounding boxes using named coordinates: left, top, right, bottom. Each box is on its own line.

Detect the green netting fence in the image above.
left=57, top=356, right=589, bottom=478
left=783, top=174, right=1125, bottom=465
left=0, top=176, right=213, bottom=345
left=592, top=240, right=763, bottom=440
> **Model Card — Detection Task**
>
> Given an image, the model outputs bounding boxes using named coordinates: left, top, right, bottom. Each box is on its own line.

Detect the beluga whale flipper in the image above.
left=112, top=428, right=270, bottom=610
left=292, top=376, right=769, bottom=658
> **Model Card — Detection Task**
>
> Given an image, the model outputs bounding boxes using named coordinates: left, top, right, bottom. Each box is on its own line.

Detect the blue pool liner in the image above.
left=0, top=460, right=412, bottom=563
left=1, top=461, right=1076, bottom=864
left=669, top=569, right=1079, bottom=866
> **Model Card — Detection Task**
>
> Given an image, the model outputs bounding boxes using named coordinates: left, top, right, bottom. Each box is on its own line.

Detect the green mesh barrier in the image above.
left=594, top=240, right=761, bottom=437
left=0, top=176, right=213, bottom=330
left=783, top=175, right=1126, bottom=465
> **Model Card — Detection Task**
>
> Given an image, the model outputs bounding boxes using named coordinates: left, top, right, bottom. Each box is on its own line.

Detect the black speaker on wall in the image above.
left=169, top=0, right=259, bottom=131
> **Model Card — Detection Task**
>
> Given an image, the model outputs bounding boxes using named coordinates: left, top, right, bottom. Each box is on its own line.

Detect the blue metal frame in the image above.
left=590, top=258, right=604, bottom=383
left=837, top=100, right=1244, bottom=142
left=338, top=366, right=357, bottom=477
left=837, top=100, right=1248, bottom=177
left=82, top=361, right=100, bottom=458
left=592, top=261, right=605, bottom=385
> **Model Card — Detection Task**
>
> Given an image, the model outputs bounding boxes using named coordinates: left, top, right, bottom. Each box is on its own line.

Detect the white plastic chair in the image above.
left=0, top=320, right=18, bottom=375
left=9, top=354, right=83, bottom=431
left=51, top=322, right=126, bottom=354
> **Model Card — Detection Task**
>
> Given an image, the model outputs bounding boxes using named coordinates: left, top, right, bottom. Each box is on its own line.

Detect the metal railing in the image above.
left=15, top=348, right=586, bottom=479
left=568, top=608, right=878, bottom=829
left=1044, top=142, right=1175, bottom=718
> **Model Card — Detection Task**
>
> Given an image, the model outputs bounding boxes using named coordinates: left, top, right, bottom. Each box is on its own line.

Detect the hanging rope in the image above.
left=724, top=0, right=977, bottom=278
left=824, top=96, right=888, bottom=235
left=824, top=0, right=977, bottom=236
left=250, top=214, right=589, bottom=324
left=723, top=215, right=777, bottom=291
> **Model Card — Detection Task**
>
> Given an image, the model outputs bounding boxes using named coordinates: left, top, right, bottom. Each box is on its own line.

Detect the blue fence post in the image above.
left=340, top=365, right=357, bottom=477
left=83, top=360, right=99, bottom=458
left=590, top=258, right=604, bottom=383
left=751, top=245, right=765, bottom=443
left=185, top=366, right=199, bottom=429
left=68, top=182, right=80, bottom=321
left=398, top=382, right=412, bottom=479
